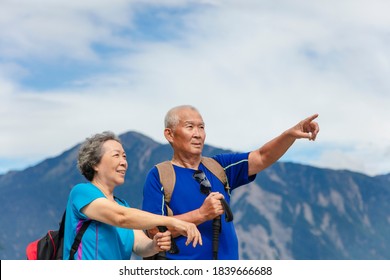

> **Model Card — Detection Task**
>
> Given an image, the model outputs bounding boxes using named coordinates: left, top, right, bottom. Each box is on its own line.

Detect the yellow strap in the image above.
left=156, top=161, right=175, bottom=216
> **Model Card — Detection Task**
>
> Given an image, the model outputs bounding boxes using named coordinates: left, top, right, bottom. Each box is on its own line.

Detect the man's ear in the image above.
left=164, top=128, right=174, bottom=143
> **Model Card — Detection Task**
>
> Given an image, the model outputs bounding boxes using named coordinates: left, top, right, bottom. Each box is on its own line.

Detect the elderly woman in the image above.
left=63, top=131, right=201, bottom=260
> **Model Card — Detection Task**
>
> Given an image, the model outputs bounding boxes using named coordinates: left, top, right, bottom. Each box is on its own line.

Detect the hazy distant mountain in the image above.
left=0, top=131, right=389, bottom=260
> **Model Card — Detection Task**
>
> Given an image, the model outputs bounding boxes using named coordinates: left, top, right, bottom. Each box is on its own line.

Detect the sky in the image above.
left=0, top=0, right=389, bottom=176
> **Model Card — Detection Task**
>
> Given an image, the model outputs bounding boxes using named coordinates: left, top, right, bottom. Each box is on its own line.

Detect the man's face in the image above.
left=170, top=108, right=206, bottom=157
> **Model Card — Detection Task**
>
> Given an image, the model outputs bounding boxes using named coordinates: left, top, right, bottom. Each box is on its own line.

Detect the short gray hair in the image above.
left=164, top=105, right=199, bottom=129
left=77, top=131, right=121, bottom=181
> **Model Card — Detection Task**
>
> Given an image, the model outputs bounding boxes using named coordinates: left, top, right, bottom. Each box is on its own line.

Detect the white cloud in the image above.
left=0, top=0, right=135, bottom=59
left=0, top=0, right=389, bottom=176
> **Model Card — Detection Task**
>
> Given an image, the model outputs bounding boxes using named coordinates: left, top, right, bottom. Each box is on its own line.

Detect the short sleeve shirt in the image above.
left=63, top=182, right=134, bottom=260
left=142, top=152, right=256, bottom=260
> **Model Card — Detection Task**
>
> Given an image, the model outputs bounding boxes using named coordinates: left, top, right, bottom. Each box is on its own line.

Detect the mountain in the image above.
left=0, top=131, right=389, bottom=260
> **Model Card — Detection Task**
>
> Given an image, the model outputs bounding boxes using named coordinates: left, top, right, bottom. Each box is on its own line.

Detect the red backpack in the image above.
left=26, top=211, right=91, bottom=260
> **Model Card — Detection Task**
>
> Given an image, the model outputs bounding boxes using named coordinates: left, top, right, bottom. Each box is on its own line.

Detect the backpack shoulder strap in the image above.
left=201, top=156, right=230, bottom=192
left=156, top=161, right=175, bottom=216
left=69, top=220, right=92, bottom=260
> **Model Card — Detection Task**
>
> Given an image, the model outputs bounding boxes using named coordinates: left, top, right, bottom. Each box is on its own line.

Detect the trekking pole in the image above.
left=154, top=226, right=179, bottom=260
left=212, top=216, right=221, bottom=260
left=211, top=198, right=233, bottom=259
left=193, top=170, right=234, bottom=260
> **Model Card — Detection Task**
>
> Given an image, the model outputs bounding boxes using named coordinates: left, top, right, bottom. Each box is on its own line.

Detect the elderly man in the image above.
left=142, top=105, right=319, bottom=260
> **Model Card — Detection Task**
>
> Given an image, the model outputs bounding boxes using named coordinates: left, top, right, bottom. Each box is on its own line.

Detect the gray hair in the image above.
left=77, top=131, right=122, bottom=181
left=164, top=105, right=199, bottom=129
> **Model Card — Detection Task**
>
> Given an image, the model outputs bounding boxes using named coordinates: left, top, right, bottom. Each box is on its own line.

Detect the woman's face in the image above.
left=93, top=140, right=128, bottom=187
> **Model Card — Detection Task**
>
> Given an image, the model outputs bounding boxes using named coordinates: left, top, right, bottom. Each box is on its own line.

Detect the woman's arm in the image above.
left=132, top=230, right=172, bottom=258
left=82, top=197, right=202, bottom=247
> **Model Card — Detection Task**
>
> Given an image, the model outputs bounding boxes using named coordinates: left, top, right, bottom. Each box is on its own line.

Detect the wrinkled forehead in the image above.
left=178, top=108, right=204, bottom=123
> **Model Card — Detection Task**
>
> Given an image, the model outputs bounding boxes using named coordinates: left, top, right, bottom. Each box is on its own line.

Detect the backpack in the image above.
left=26, top=211, right=91, bottom=260
left=144, top=156, right=230, bottom=260
left=157, top=156, right=230, bottom=216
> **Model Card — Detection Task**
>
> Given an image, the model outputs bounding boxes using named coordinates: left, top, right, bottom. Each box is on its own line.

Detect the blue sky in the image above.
left=1, top=0, right=389, bottom=176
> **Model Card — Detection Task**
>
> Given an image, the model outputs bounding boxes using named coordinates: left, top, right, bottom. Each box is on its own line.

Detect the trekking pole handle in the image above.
left=157, top=226, right=180, bottom=254
left=220, top=198, right=233, bottom=222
